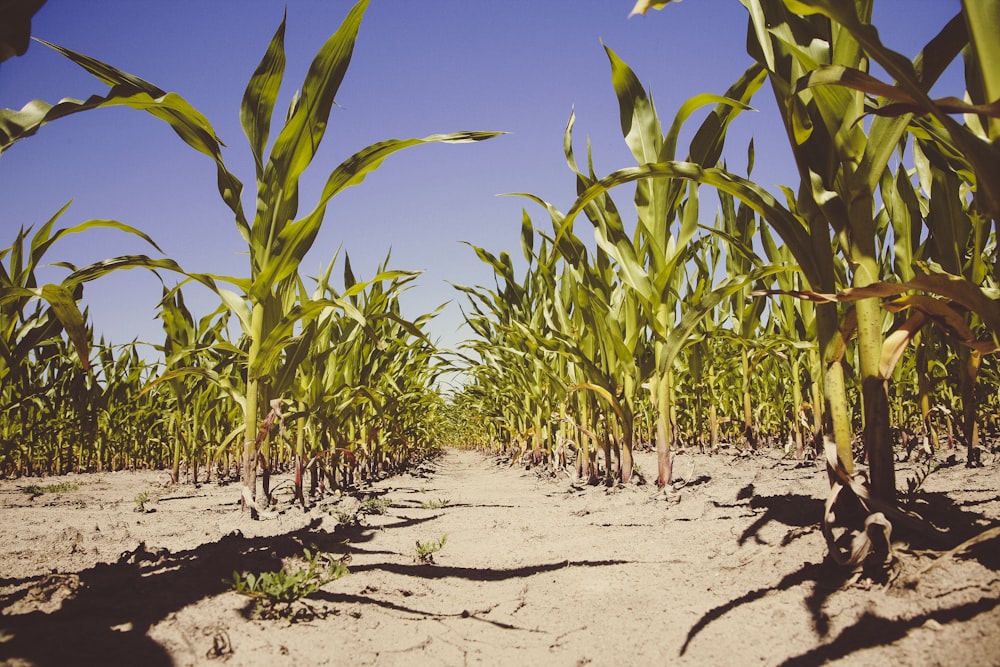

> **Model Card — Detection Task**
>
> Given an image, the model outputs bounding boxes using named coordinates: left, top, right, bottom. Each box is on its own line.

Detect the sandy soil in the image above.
left=1, top=446, right=999, bottom=666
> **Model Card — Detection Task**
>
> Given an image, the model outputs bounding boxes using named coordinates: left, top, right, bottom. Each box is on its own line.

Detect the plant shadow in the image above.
left=0, top=518, right=355, bottom=666
left=683, top=486, right=1000, bottom=662
left=777, top=595, right=1000, bottom=666
left=737, top=493, right=824, bottom=546
left=0, top=509, right=631, bottom=667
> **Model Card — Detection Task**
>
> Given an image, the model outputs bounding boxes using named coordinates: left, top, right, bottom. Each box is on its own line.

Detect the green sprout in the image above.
left=230, top=548, right=349, bottom=618
left=414, top=534, right=448, bottom=564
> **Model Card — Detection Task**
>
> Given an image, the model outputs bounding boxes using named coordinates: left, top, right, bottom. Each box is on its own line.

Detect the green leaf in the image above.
left=564, top=161, right=818, bottom=288
left=37, top=217, right=165, bottom=263
left=241, top=12, right=287, bottom=179
left=605, top=44, right=661, bottom=166
left=64, top=255, right=186, bottom=287
left=666, top=93, right=755, bottom=167
left=627, top=0, right=673, bottom=18
left=265, top=0, right=369, bottom=201
left=140, top=367, right=246, bottom=411
left=250, top=132, right=501, bottom=303
left=315, top=132, right=503, bottom=208
left=4, top=40, right=249, bottom=230
left=39, top=283, right=90, bottom=371
left=216, top=287, right=253, bottom=336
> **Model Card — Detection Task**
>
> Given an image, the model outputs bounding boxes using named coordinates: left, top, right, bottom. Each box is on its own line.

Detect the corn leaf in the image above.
left=39, top=283, right=89, bottom=370
left=563, top=161, right=818, bottom=288
left=241, top=12, right=287, bottom=179
left=265, top=0, right=368, bottom=200
left=3, top=40, right=248, bottom=229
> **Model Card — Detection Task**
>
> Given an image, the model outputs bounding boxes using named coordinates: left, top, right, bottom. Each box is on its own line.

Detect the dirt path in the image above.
left=2, top=447, right=999, bottom=666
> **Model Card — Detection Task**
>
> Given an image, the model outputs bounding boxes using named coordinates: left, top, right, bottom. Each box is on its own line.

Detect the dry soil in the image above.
left=1, top=447, right=999, bottom=666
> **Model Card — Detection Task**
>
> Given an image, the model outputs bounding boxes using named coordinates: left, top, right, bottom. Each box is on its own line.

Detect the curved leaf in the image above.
left=39, top=283, right=89, bottom=370
left=5, top=40, right=249, bottom=230
left=562, top=161, right=818, bottom=287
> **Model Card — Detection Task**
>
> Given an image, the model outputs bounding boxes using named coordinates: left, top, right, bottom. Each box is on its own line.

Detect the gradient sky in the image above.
left=1, top=0, right=964, bottom=360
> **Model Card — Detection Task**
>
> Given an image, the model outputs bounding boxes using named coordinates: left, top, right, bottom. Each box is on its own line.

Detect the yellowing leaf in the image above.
left=883, top=294, right=999, bottom=354
left=879, top=311, right=928, bottom=378
left=627, top=0, right=674, bottom=18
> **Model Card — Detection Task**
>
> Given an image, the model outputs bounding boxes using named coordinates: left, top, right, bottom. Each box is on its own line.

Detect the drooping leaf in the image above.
left=4, top=40, right=249, bottom=230
left=39, top=283, right=89, bottom=370
left=882, top=294, right=997, bottom=354
left=879, top=311, right=928, bottom=378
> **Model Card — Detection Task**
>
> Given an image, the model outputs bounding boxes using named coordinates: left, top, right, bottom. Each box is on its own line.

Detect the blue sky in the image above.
left=1, top=0, right=964, bottom=359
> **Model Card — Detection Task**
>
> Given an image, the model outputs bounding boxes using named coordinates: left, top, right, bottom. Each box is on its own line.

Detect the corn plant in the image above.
left=257, top=248, right=453, bottom=504
left=2, top=26, right=248, bottom=364
left=509, top=50, right=775, bottom=486
left=128, top=1, right=499, bottom=515
left=149, top=290, right=244, bottom=484
left=1, top=8, right=254, bottom=474
left=759, top=224, right=826, bottom=457
left=0, top=216, right=144, bottom=473
left=735, top=0, right=999, bottom=485
left=221, top=2, right=496, bottom=515
left=625, top=0, right=998, bottom=516
left=4, top=2, right=499, bottom=502
left=609, top=1, right=863, bottom=490
left=583, top=49, right=762, bottom=485
left=455, top=236, right=571, bottom=470
left=456, top=45, right=784, bottom=486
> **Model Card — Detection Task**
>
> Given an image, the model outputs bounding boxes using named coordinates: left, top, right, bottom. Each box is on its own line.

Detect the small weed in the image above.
left=230, top=548, right=348, bottom=618
left=361, top=497, right=391, bottom=515
left=134, top=491, right=154, bottom=513
left=414, top=534, right=448, bottom=564
left=420, top=498, right=450, bottom=509
left=330, top=507, right=362, bottom=527
left=22, top=481, right=80, bottom=498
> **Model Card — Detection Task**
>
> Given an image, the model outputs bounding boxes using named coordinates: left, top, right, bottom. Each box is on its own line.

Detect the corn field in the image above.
left=0, top=0, right=499, bottom=515
left=2, top=0, right=999, bottom=571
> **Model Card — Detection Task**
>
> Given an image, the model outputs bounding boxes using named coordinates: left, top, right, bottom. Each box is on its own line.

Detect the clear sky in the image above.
left=1, top=0, right=964, bottom=361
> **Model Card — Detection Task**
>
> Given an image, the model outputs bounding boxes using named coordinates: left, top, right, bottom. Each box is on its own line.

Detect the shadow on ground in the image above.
left=681, top=485, right=1000, bottom=663
left=0, top=513, right=632, bottom=667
